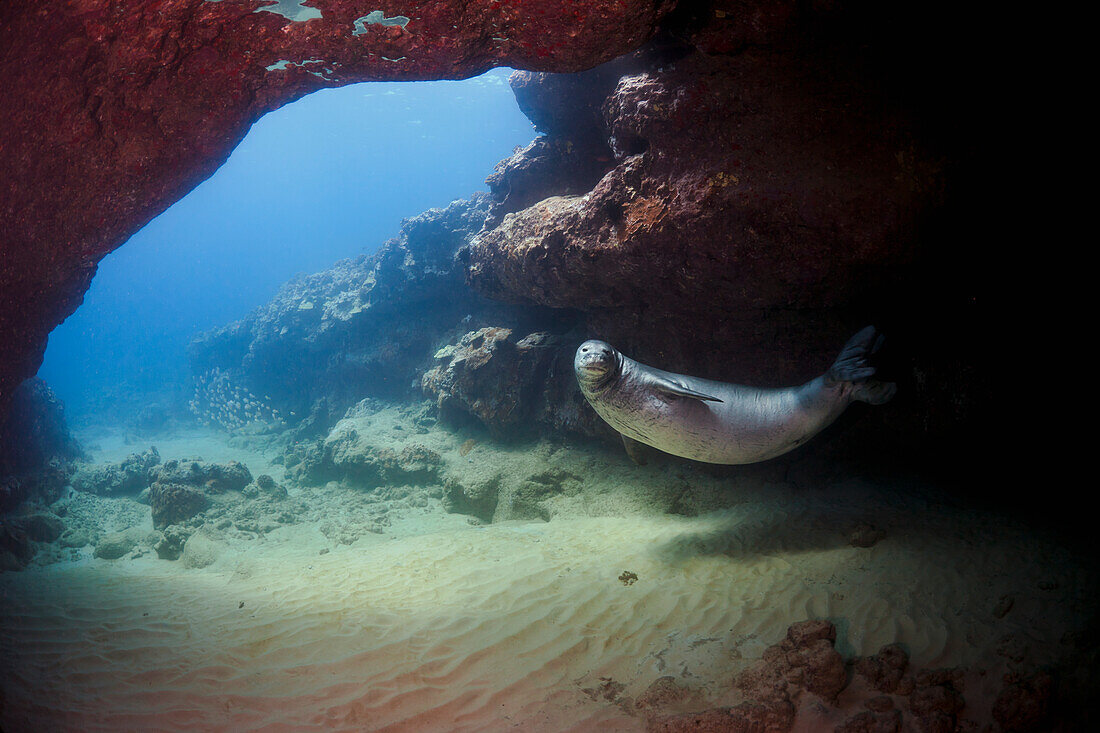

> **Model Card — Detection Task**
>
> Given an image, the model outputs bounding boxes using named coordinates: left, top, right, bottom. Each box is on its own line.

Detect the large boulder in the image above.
left=149, top=482, right=210, bottom=530
left=468, top=50, right=932, bottom=374
left=423, top=328, right=552, bottom=436
left=289, top=405, right=444, bottom=488
left=93, top=527, right=146, bottom=560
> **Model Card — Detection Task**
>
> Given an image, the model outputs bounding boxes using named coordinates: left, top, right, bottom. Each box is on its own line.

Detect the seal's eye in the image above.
left=581, top=347, right=589, bottom=353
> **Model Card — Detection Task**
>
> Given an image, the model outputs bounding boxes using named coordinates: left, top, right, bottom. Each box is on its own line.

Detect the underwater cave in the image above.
left=0, top=1, right=1090, bottom=731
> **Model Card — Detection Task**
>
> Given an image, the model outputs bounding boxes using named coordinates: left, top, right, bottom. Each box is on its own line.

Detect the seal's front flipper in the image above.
left=621, top=434, right=650, bottom=465
left=652, top=376, right=724, bottom=402
left=828, top=325, right=896, bottom=404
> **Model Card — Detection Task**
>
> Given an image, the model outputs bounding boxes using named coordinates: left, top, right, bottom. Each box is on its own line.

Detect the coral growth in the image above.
left=422, top=328, right=597, bottom=439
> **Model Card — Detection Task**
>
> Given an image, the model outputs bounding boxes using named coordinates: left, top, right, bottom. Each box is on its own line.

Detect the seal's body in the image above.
left=575, top=327, right=896, bottom=465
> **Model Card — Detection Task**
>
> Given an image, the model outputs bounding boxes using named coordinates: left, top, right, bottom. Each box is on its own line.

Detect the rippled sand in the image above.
left=2, top=482, right=1088, bottom=732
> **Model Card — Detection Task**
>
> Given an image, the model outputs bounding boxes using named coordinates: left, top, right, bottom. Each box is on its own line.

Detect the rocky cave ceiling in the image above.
left=1, top=0, right=995, bottom=457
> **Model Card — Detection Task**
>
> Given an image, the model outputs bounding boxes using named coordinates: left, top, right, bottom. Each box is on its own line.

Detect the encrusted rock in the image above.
left=248, top=474, right=288, bottom=500
left=992, top=671, right=1053, bottom=732
left=787, top=638, right=847, bottom=700
left=496, top=468, right=584, bottom=522
left=322, top=420, right=443, bottom=488
left=59, top=527, right=90, bottom=548
left=181, top=532, right=220, bottom=569
left=635, top=676, right=691, bottom=712
left=155, top=526, right=191, bottom=561
left=735, top=619, right=849, bottom=710
left=188, top=196, right=499, bottom=427
left=282, top=438, right=330, bottom=485
left=649, top=700, right=795, bottom=733
left=72, top=447, right=161, bottom=496
left=0, top=378, right=82, bottom=510
left=149, top=482, right=209, bottom=529
left=203, top=461, right=253, bottom=492
left=855, top=644, right=911, bottom=694
left=787, top=619, right=836, bottom=647
left=835, top=708, right=903, bottom=733
left=422, top=328, right=571, bottom=438
left=484, top=135, right=613, bottom=227
left=442, top=474, right=501, bottom=524
left=467, top=51, right=933, bottom=387
left=11, top=513, right=65, bottom=543
left=93, top=528, right=144, bottom=560
left=907, top=672, right=965, bottom=733
left=152, top=458, right=251, bottom=493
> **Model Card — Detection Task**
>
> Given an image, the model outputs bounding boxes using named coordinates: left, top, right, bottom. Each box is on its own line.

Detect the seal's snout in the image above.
left=575, top=340, right=617, bottom=380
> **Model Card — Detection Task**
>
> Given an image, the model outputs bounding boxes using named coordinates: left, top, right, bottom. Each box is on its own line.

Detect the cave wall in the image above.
left=0, top=0, right=676, bottom=422
left=459, top=12, right=995, bottom=476
left=2, top=0, right=1004, bottom=482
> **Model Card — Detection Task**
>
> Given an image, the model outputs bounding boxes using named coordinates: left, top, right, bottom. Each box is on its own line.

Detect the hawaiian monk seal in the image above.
left=574, top=327, right=896, bottom=465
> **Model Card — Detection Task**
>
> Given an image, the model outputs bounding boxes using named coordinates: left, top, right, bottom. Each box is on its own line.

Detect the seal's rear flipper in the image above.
left=828, top=326, right=896, bottom=404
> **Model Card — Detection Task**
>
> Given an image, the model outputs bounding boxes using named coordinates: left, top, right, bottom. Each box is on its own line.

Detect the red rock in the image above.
left=466, top=50, right=932, bottom=380
left=789, top=638, right=847, bottom=700
left=907, top=679, right=965, bottom=733
left=0, top=0, right=677, bottom=420
left=735, top=619, right=848, bottom=708
left=461, top=34, right=1002, bottom=474
left=864, top=696, right=894, bottom=713
left=835, top=709, right=902, bottom=733
left=992, top=672, right=1052, bottom=733
left=649, top=700, right=795, bottom=733
left=855, top=644, right=910, bottom=694
left=786, top=619, right=837, bottom=647
left=635, top=676, right=693, bottom=712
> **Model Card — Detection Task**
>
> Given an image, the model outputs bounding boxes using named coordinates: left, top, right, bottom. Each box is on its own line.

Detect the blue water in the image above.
left=39, top=69, right=532, bottom=422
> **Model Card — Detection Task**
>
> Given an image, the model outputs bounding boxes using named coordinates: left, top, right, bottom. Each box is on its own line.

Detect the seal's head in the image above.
left=575, top=340, right=621, bottom=391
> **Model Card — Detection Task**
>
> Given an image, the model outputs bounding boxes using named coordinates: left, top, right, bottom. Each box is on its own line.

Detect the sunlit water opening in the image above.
left=38, top=69, right=532, bottom=424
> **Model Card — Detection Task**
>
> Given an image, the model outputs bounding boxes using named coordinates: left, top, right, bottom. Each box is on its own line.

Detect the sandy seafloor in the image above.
left=1, top=408, right=1094, bottom=731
